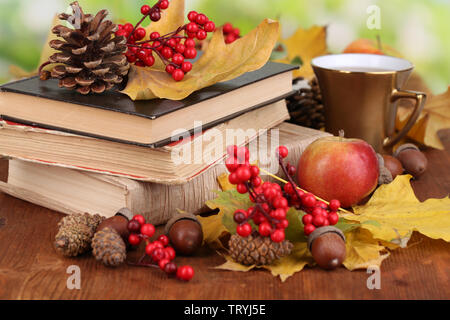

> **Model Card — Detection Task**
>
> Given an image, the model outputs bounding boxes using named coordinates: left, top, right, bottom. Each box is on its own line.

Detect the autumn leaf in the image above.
left=122, top=18, right=280, bottom=100
left=396, top=86, right=450, bottom=150
left=273, top=25, right=328, bottom=79
left=342, top=175, right=450, bottom=245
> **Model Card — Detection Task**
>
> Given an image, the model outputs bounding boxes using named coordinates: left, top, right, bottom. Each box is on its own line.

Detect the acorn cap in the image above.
left=116, top=207, right=133, bottom=221
left=307, top=226, right=346, bottom=251
left=164, top=213, right=201, bottom=235
left=394, top=143, right=420, bottom=158
left=376, top=153, right=385, bottom=167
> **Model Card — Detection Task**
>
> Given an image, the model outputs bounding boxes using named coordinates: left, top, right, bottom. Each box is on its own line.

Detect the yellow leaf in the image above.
left=342, top=175, right=450, bottom=244
left=396, top=86, right=450, bottom=150
left=215, top=242, right=314, bottom=282
left=276, top=25, right=327, bottom=79
left=217, top=173, right=235, bottom=192
left=197, top=211, right=228, bottom=249
left=343, top=228, right=390, bottom=271
left=121, top=19, right=280, bottom=100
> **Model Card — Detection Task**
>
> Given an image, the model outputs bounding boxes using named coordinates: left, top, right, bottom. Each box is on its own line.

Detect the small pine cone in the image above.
left=287, top=77, right=325, bottom=130
left=92, top=227, right=126, bottom=267
left=42, top=1, right=130, bottom=95
left=54, top=213, right=105, bottom=257
left=229, top=234, right=293, bottom=266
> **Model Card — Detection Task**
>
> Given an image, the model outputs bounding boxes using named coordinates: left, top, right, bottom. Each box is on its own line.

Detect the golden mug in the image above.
left=311, top=54, right=426, bottom=152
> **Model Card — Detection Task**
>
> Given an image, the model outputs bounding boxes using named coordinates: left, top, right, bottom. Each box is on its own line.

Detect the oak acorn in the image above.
left=165, top=213, right=203, bottom=255
left=307, top=226, right=346, bottom=270
left=382, top=155, right=404, bottom=179
left=394, top=144, right=427, bottom=178
left=96, top=208, right=133, bottom=242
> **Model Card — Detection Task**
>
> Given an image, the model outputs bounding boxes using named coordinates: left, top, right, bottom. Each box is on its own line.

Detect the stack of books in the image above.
left=0, top=62, right=329, bottom=225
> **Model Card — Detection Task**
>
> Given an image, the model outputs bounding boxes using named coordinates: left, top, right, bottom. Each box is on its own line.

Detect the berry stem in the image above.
left=278, top=156, right=305, bottom=203
left=127, top=0, right=164, bottom=42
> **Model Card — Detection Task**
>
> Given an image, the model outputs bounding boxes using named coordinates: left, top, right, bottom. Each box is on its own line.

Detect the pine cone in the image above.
left=42, top=1, right=130, bottom=95
left=92, top=227, right=126, bottom=267
left=229, top=234, right=293, bottom=266
left=287, top=77, right=325, bottom=130
left=54, top=213, right=105, bottom=257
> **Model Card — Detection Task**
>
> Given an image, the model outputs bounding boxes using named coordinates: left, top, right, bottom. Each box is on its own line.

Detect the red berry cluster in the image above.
left=225, top=145, right=342, bottom=241
left=222, top=22, right=241, bottom=44
left=115, top=1, right=216, bottom=81
left=225, top=146, right=289, bottom=243
left=127, top=214, right=194, bottom=282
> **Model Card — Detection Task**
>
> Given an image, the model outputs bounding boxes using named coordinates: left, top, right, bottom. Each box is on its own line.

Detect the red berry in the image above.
left=276, top=219, right=289, bottom=229
left=273, top=196, right=288, bottom=209
left=115, top=30, right=127, bottom=37
left=134, top=27, right=146, bottom=40
left=161, top=46, right=173, bottom=59
left=181, top=61, right=193, bottom=73
left=233, top=27, right=240, bottom=37
left=236, top=183, right=248, bottom=194
left=159, top=0, right=169, bottom=10
left=225, top=34, right=236, bottom=44
left=135, top=61, right=145, bottom=67
left=177, top=265, right=194, bottom=281
left=263, top=187, right=277, bottom=200
left=312, top=207, right=325, bottom=217
left=150, top=9, right=161, bottom=22
left=322, top=219, right=330, bottom=226
left=288, top=164, right=296, bottom=176
left=157, top=235, right=169, bottom=247
left=317, top=201, right=328, bottom=209
left=227, top=145, right=238, bottom=156
left=225, top=156, right=239, bottom=172
left=236, top=223, right=252, bottom=237
left=233, top=210, right=247, bottom=224
left=172, top=53, right=184, bottom=65
left=236, top=146, right=250, bottom=162
left=283, top=183, right=294, bottom=195
left=276, top=146, right=289, bottom=158
left=258, top=222, right=272, bottom=237
left=271, top=229, right=285, bottom=242
left=184, top=47, right=197, bottom=59
left=141, top=223, right=155, bottom=237
left=228, top=172, right=239, bottom=185
left=251, top=176, right=262, bottom=187
left=152, top=247, right=165, bottom=262
left=204, top=21, right=216, bottom=32
left=187, top=11, right=198, bottom=22
left=145, top=242, right=155, bottom=255
left=132, top=214, right=146, bottom=225
left=164, top=262, right=177, bottom=275
left=272, top=208, right=287, bottom=220
left=128, top=234, right=141, bottom=246
left=302, top=194, right=317, bottom=207
left=196, top=29, right=207, bottom=40
left=302, top=214, right=313, bottom=225
left=124, top=23, right=134, bottom=33
left=185, top=38, right=196, bottom=48
left=304, top=223, right=316, bottom=236
left=329, top=199, right=341, bottom=211
left=249, top=165, right=260, bottom=177
left=175, top=43, right=186, bottom=54
left=328, top=212, right=339, bottom=225
left=313, top=215, right=326, bottom=227
left=152, top=41, right=162, bottom=49
left=223, top=23, right=233, bottom=34
left=186, top=22, right=199, bottom=33
left=235, top=166, right=252, bottom=182
left=167, top=38, right=177, bottom=48
left=150, top=32, right=160, bottom=40
left=153, top=240, right=164, bottom=249
left=127, top=220, right=141, bottom=233
left=165, top=64, right=175, bottom=74
left=144, top=55, right=155, bottom=67
left=141, top=5, right=151, bottom=15
left=164, top=247, right=176, bottom=260
left=172, top=69, right=185, bottom=81
left=159, top=258, right=170, bottom=271
left=195, top=14, right=208, bottom=25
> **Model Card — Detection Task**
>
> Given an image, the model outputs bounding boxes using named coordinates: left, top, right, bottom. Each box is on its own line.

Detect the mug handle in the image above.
left=383, top=89, right=426, bottom=148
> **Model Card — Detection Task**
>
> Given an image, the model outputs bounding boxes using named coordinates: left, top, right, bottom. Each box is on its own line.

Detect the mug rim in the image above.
left=311, top=53, right=414, bottom=74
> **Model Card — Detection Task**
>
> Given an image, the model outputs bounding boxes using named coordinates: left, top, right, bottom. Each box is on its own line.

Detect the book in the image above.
left=0, top=100, right=290, bottom=183
left=0, top=62, right=296, bottom=146
left=0, top=123, right=331, bottom=225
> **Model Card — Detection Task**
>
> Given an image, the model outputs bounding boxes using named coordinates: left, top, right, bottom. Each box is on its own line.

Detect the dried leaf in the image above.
left=274, top=26, right=327, bottom=79
left=122, top=18, right=280, bottom=100
left=343, top=228, right=390, bottom=271
left=217, top=173, right=235, bottom=192
left=342, top=175, right=450, bottom=245
left=396, top=86, right=450, bottom=150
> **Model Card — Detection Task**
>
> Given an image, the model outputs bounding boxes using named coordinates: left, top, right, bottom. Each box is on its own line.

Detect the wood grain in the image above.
left=0, top=131, right=449, bottom=300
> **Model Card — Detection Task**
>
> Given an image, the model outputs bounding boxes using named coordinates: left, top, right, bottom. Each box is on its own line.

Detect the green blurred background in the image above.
left=0, top=0, right=448, bottom=93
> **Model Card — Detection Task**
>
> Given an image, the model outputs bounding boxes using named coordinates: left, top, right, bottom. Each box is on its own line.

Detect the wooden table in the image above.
left=0, top=131, right=449, bottom=300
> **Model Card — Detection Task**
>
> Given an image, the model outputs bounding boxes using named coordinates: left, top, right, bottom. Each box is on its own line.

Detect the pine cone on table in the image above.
left=287, top=77, right=325, bottom=130
left=92, top=227, right=126, bottom=267
left=229, top=233, right=293, bottom=266
left=40, top=1, right=130, bottom=95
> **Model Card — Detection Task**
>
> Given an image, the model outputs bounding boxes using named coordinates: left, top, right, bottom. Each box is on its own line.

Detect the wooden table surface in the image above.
left=0, top=131, right=449, bottom=300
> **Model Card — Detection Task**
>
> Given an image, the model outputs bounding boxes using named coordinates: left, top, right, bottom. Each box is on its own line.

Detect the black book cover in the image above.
left=0, top=62, right=297, bottom=147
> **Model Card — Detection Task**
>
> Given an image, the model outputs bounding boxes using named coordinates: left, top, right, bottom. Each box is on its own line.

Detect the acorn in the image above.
left=382, top=155, right=404, bottom=179
left=96, top=208, right=133, bottom=242
left=394, top=144, right=427, bottom=178
left=307, top=226, right=346, bottom=270
left=164, top=213, right=203, bottom=256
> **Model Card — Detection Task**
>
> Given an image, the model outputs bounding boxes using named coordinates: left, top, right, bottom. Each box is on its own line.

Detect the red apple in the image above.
left=297, top=136, right=379, bottom=208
